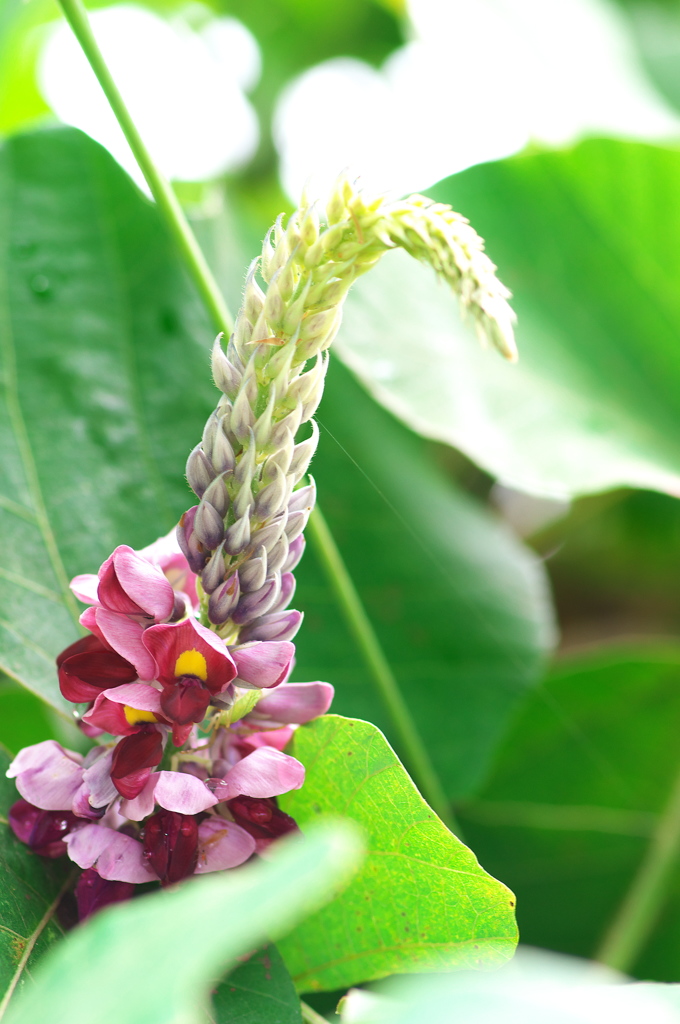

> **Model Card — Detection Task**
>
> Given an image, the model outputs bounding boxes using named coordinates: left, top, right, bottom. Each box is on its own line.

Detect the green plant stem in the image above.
left=300, top=1000, right=330, bottom=1024
left=308, top=507, right=459, bottom=835
left=56, top=0, right=457, bottom=839
left=56, top=0, right=233, bottom=337
left=595, top=759, right=680, bottom=971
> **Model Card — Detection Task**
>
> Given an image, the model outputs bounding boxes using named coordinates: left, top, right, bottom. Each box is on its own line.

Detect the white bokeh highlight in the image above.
left=38, top=4, right=260, bottom=186
left=275, top=0, right=680, bottom=202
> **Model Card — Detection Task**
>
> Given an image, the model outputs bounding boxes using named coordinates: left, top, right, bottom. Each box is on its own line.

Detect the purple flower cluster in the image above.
left=7, top=531, right=332, bottom=919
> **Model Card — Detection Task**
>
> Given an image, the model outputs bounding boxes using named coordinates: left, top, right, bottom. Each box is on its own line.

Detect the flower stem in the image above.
left=595, top=759, right=680, bottom=972
left=300, top=1000, right=330, bottom=1024
left=308, top=507, right=460, bottom=835
left=55, top=0, right=234, bottom=337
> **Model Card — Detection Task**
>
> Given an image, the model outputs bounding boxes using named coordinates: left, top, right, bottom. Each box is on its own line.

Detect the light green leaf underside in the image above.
left=279, top=715, right=518, bottom=992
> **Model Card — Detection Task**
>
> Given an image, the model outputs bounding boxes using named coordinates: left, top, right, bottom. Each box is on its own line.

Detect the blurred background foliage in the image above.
left=3, top=0, right=680, bottom=993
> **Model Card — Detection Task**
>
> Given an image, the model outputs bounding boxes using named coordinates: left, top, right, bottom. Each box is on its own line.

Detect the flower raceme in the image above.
left=6, top=179, right=515, bottom=918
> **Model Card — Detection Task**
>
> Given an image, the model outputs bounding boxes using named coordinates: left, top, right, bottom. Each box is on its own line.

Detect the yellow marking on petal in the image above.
left=123, top=706, right=158, bottom=726
left=174, top=649, right=208, bottom=680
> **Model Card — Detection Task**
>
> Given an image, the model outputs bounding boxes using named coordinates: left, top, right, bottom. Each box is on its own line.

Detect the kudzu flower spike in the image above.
left=5, top=176, right=515, bottom=920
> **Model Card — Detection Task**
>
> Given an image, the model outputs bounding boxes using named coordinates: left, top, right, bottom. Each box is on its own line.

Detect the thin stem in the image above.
left=308, top=507, right=460, bottom=836
left=595, top=759, right=680, bottom=972
left=55, top=0, right=233, bottom=337
left=300, top=1000, right=330, bottom=1024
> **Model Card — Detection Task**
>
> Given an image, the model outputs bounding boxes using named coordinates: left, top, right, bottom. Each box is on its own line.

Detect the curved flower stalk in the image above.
left=181, top=177, right=516, bottom=647
left=6, top=178, right=515, bottom=921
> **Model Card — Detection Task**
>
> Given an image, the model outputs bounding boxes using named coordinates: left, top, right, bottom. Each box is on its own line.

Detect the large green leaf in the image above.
left=457, top=643, right=680, bottom=980
left=295, top=359, right=555, bottom=799
left=0, top=126, right=215, bottom=710
left=4, top=823, right=362, bottom=1024
left=278, top=715, right=518, bottom=992
left=212, top=944, right=301, bottom=1024
left=0, top=746, right=73, bottom=1016
left=340, top=138, right=680, bottom=499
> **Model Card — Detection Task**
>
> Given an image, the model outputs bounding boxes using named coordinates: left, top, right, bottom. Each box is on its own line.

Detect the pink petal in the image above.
left=8, top=741, right=84, bottom=811
left=81, top=748, right=118, bottom=808
left=154, top=770, right=218, bottom=814
left=142, top=618, right=237, bottom=694
left=95, top=608, right=157, bottom=680
left=213, top=747, right=305, bottom=800
left=139, top=532, right=198, bottom=609
left=112, top=546, right=175, bottom=621
left=243, top=727, right=294, bottom=752
left=65, top=824, right=158, bottom=883
left=231, top=641, right=295, bottom=690
left=98, top=683, right=164, bottom=712
left=195, top=817, right=255, bottom=873
left=119, top=775, right=158, bottom=821
left=70, top=574, right=100, bottom=605
left=249, top=682, right=334, bottom=725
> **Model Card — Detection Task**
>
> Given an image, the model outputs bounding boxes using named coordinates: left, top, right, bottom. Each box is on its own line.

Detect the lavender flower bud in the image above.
left=239, top=546, right=267, bottom=592
left=212, top=418, right=235, bottom=475
left=267, top=572, right=296, bottom=616
left=230, top=386, right=255, bottom=443
left=282, top=534, right=305, bottom=574
left=194, top=499, right=225, bottom=550
left=262, top=437, right=293, bottom=481
left=176, top=507, right=208, bottom=574
left=224, top=508, right=251, bottom=555
left=270, top=406, right=302, bottom=449
left=201, top=543, right=227, bottom=594
left=266, top=532, right=289, bottom=575
left=208, top=573, right=240, bottom=625
left=254, top=464, right=288, bottom=521
left=289, top=420, right=320, bottom=483
left=288, top=480, right=316, bottom=514
left=202, top=474, right=230, bottom=518
left=201, top=412, right=219, bottom=462
left=186, top=444, right=215, bottom=499
left=285, top=510, right=310, bottom=542
left=252, top=511, right=287, bottom=554
left=211, top=336, right=241, bottom=397
left=231, top=575, right=281, bottom=625
left=239, top=609, right=303, bottom=643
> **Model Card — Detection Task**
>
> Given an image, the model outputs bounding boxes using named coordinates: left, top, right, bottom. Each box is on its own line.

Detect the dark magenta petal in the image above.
left=58, top=648, right=137, bottom=703
left=9, top=799, right=80, bottom=858
left=111, top=730, right=163, bottom=788
left=75, top=868, right=136, bottom=920
left=227, top=796, right=299, bottom=843
left=56, top=634, right=106, bottom=669
left=143, top=810, right=198, bottom=885
left=98, top=558, right=147, bottom=615
left=160, top=679, right=211, bottom=726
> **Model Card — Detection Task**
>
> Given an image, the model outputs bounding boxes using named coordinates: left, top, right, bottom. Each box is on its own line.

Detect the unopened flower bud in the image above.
left=239, top=547, right=267, bottom=592
left=254, top=464, right=289, bottom=521
left=144, top=810, right=198, bottom=885
left=177, top=507, right=209, bottom=574
left=243, top=263, right=266, bottom=324
left=208, top=572, right=240, bottom=624
left=252, top=510, right=287, bottom=553
left=224, top=508, right=252, bottom=555
left=289, top=420, right=320, bottom=482
left=202, top=412, right=218, bottom=462
left=288, top=480, right=316, bottom=514
left=285, top=509, right=310, bottom=542
left=212, top=418, right=235, bottom=475
left=194, top=499, right=225, bottom=550
left=266, top=532, right=289, bottom=575
left=203, top=474, right=230, bottom=519
left=267, top=572, right=296, bottom=616
left=186, top=444, right=216, bottom=499
left=282, top=534, right=305, bottom=574
left=232, top=575, right=281, bottom=625
left=271, top=406, right=302, bottom=449
left=211, top=335, right=241, bottom=396
left=239, top=609, right=303, bottom=643
left=230, top=385, right=255, bottom=443
left=201, top=543, right=227, bottom=594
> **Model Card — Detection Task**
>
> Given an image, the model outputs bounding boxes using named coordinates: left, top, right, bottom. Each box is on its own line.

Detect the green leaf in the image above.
left=458, top=643, right=680, bottom=980
left=212, top=944, right=301, bottom=1024
left=0, top=746, right=73, bottom=1017
left=0, top=126, right=216, bottom=710
left=295, top=359, right=555, bottom=799
left=4, top=823, right=362, bottom=1024
left=278, top=715, right=518, bottom=992
left=340, top=138, right=680, bottom=499
left=338, top=948, right=680, bottom=1024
